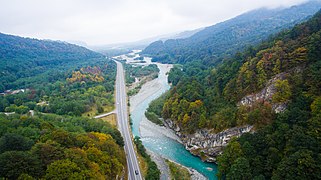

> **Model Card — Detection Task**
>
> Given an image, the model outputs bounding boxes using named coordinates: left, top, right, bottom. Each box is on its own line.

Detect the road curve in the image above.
left=114, top=61, right=142, bottom=180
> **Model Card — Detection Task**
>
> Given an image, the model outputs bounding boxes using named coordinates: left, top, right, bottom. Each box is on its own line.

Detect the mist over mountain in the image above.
left=90, top=27, right=203, bottom=54
left=143, top=1, right=321, bottom=64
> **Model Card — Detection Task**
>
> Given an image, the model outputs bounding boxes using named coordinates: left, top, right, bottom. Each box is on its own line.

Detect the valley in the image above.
left=1, top=1, right=321, bottom=180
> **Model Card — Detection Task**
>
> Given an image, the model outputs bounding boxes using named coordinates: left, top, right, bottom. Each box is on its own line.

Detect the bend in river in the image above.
left=120, top=51, right=218, bottom=180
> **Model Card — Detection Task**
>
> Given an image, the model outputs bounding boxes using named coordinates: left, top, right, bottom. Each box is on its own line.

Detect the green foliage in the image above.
left=0, top=33, right=104, bottom=90
left=125, top=63, right=160, bottom=85
left=0, top=151, right=42, bottom=179
left=217, top=139, right=243, bottom=179
left=0, top=33, right=116, bottom=117
left=168, top=65, right=184, bottom=85
left=143, top=9, right=321, bottom=180
left=145, top=111, right=163, bottom=125
left=149, top=92, right=169, bottom=117
left=226, top=157, right=252, bottom=180
left=145, top=92, right=169, bottom=125
left=134, top=136, right=161, bottom=179
left=0, top=62, right=116, bottom=116
left=45, top=159, right=83, bottom=180
left=311, top=97, right=321, bottom=117
left=216, top=11, right=321, bottom=180
left=272, top=79, right=292, bottom=103
left=0, top=133, right=34, bottom=153
left=0, top=114, right=126, bottom=179
left=218, top=92, right=321, bottom=179
left=5, top=104, right=30, bottom=114
left=272, top=150, right=321, bottom=180
left=151, top=10, right=321, bottom=135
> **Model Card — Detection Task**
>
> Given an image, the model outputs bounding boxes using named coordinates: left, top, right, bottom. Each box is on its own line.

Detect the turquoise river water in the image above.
left=130, top=62, right=218, bottom=180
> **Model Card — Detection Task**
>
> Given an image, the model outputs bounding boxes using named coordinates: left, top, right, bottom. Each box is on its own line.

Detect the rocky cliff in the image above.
left=164, top=119, right=253, bottom=162
left=239, top=66, right=304, bottom=113
left=239, top=72, right=288, bottom=113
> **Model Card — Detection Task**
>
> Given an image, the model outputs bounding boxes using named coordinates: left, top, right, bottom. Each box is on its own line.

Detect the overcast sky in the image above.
left=0, top=0, right=308, bottom=45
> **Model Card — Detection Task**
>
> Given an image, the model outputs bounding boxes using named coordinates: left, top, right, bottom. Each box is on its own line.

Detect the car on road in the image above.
left=135, top=170, right=139, bottom=175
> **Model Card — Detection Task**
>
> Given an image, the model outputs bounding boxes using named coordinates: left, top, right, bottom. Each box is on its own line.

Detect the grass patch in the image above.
left=101, top=114, right=117, bottom=127
left=82, top=104, right=114, bottom=118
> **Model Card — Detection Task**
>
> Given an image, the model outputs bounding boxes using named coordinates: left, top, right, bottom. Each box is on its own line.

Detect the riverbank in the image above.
left=134, top=78, right=207, bottom=180
left=121, top=50, right=217, bottom=179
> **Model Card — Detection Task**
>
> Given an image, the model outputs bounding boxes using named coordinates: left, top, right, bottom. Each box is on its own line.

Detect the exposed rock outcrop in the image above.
left=239, top=66, right=304, bottom=113
left=164, top=119, right=253, bottom=162
left=239, top=72, right=287, bottom=113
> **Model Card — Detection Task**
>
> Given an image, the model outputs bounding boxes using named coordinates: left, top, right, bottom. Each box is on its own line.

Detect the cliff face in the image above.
left=164, top=119, right=253, bottom=162
left=239, top=72, right=288, bottom=113
left=239, top=66, right=304, bottom=113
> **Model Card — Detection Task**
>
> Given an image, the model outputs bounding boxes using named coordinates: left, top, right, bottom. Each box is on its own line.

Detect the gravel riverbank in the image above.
left=126, top=52, right=208, bottom=179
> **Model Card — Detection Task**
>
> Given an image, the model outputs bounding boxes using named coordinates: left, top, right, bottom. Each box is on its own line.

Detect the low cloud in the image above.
left=0, top=0, right=308, bottom=45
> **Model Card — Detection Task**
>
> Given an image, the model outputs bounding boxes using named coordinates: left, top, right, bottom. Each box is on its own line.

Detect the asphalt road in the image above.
left=115, top=61, right=142, bottom=180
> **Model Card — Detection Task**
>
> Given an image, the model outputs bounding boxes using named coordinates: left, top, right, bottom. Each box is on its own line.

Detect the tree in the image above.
left=0, top=133, right=34, bottom=153
left=256, top=59, right=268, bottom=89
left=45, top=159, right=83, bottom=180
left=272, top=79, right=292, bottom=103
left=272, top=150, right=320, bottom=180
left=97, top=102, right=104, bottom=114
left=0, top=151, right=42, bottom=179
left=311, top=96, right=321, bottom=117
left=217, top=139, right=243, bottom=179
left=31, top=140, right=65, bottom=168
left=226, top=157, right=252, bottom=180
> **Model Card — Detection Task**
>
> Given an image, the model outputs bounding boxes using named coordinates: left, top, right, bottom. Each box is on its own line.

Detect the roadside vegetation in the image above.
left=134, top=136, right=161, bottom=180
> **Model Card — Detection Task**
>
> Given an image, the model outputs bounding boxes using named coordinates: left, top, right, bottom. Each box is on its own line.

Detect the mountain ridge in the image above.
left=142, top=1, right=321, bottom=64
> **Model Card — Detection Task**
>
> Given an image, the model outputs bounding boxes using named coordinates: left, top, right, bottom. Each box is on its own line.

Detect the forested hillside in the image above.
left=0, top=113, right=125, bottom=179
left=156, top=9, right=321, bottom=133
left=0, top=33, right=105, bottom=90
left=142, top=1, right=321, bottom=65
left=146, top=8, right=321, bottom=179
left=217, top=11, right=321, bottom=179
left=0, top=33, right=125, bottom=179
left=0, top=33, right=116, bottom=116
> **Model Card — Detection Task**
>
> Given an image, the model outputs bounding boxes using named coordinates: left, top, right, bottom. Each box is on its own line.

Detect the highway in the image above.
left=114, top=61, right=142, bottom=180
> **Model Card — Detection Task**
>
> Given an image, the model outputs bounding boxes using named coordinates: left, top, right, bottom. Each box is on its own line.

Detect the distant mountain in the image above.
left=0, top=33, right=106, bottom=91
left=90, top=27, right=203, bottom=52
left=159, top=28, right=204, bottom=41
left=142, top=1, right=321, bottom=64
left=0, top=33, right=100, bottom=60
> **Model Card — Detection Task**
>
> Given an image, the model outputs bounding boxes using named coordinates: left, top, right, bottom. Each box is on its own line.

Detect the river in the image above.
left=117, top=51, right=218, bottom=180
